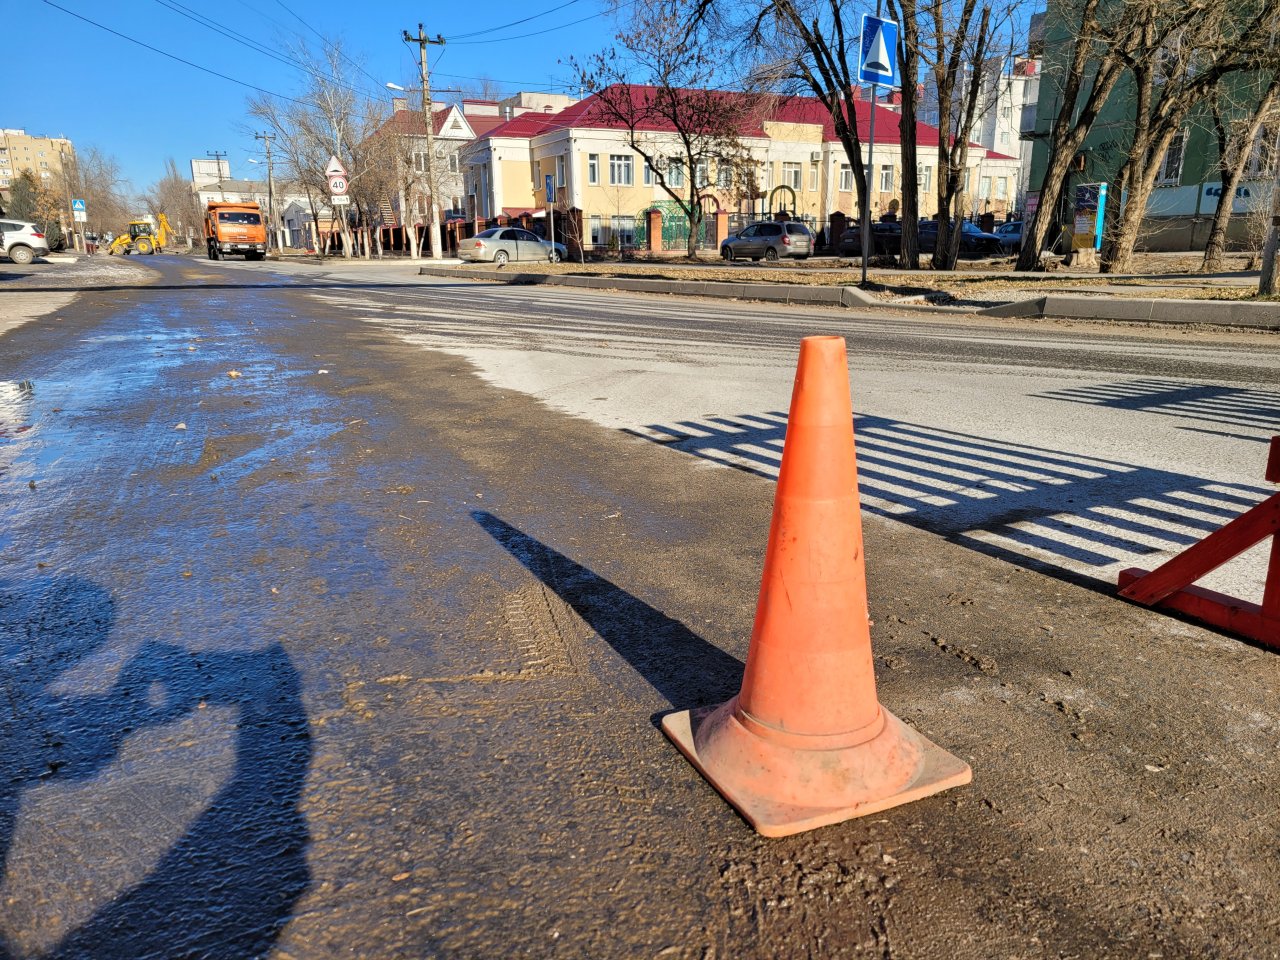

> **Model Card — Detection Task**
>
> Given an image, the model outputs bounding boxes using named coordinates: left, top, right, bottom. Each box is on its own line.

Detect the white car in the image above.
left=0, top=220, right=50, bottom=265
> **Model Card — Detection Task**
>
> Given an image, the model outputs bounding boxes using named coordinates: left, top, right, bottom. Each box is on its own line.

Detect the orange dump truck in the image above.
left=204, top=201, right=267, bottom=260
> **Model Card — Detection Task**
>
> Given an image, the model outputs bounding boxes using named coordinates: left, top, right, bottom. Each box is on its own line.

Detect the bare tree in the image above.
left=1202, top=76, right=1280, bottom=273
left=247, top=41, right=375, bottom=258
left=1015, top=0, right=1141, bottom=271
left=886, top=0, right=924, bottom=267
left=732, top=0, right=875, bottom=256
left=1098, top=0, right=1280, bottom=273
left=64, top=147, right=133, bottom=242
left=143, top=158, right=202, bottom=248
left=917, top=0, right=1003, bottom=270
left=573, top=0, right=759, bottom=258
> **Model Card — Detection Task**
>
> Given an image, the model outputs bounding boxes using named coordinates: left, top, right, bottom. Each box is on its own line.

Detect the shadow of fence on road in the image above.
left=1034, top=378, right=1280, bottom=432
left=625, top=412, right=1273, bottom=587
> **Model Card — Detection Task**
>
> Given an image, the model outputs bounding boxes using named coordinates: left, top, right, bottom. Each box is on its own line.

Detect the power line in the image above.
left=271, top=0, right=388, bottom=93
left=42, top=1, right=310, bottom=105
left=447, top=0, right=643, bottom=45
left=447, top=11, right=616, bottom=45
left=150, top=0, right=383, bottom=100
left=449, top=0, right=583, bottom=41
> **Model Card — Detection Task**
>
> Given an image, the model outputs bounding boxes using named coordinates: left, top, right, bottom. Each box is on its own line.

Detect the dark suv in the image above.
left=721, top=221, right=812, bottom=261
left=917, top=220, right=1004, bottom=256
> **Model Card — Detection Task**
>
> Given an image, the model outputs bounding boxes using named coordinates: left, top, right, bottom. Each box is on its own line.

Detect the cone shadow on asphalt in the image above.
left=0, top=576, right=311, bottom=960
left=472, top=511, right=744, bottom=714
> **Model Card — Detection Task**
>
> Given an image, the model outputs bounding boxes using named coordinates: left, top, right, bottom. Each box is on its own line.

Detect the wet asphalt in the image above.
left=1, top=254, right=1279, bottom=959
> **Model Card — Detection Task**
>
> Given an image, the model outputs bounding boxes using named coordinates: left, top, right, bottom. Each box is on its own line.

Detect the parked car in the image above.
left=457, top=227, right=566, bottom=266
left=838, top=221, right=903, bottom=256
left=0, top=220, right=50, bottom=265
left=720, top=221, right=812, bottom=261
left=994, top=220, right=1022, bottom=254
left=916, top=219, right=1004, bottom=256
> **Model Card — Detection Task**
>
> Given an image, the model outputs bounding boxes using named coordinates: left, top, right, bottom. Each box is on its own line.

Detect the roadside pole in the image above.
left=862, top=87, right=877, bottom=286
left=857, top=12, right=899, bottom=287
left=404, top=25, right=446, bottom=260
left=545, top=174, right=556, bottom=259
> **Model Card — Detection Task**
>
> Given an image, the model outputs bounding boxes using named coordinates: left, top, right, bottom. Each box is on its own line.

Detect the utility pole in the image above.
left=403, top=24, right=445, bottom=260
left=207, top=150, right=229, bottom=201
left=254, top=132, right=277, bottom=252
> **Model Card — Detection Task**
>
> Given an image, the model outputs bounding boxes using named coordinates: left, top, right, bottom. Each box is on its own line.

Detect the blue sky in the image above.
left=13, top=1, right=620, bottom=194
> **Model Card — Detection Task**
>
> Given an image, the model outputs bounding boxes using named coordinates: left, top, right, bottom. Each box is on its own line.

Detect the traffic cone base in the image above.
left=663, top=697, right=972, bottom=838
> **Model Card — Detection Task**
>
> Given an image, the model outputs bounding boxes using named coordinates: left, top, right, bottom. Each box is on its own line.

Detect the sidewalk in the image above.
left=413, top=262, right=1280, bottom=331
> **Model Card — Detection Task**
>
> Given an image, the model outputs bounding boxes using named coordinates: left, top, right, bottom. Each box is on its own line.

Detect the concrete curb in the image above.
left=417, top=265, right=1279, bottom=329
left=979, top=294, right=1280, bottom=330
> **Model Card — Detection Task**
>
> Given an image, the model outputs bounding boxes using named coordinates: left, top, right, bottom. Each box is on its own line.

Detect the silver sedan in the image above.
left=458, top=227, right=567, bottom=266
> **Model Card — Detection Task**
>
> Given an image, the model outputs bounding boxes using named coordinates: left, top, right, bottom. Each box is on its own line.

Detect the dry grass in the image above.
left=501, top=255, right=1261, bottom=302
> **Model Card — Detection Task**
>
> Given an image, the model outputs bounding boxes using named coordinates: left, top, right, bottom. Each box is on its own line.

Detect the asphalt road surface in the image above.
left=1, top=253, right=1278, bottom=959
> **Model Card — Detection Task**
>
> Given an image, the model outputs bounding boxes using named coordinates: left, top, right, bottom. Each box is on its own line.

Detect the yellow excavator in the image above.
left=107, top=214, right=173, bottom=255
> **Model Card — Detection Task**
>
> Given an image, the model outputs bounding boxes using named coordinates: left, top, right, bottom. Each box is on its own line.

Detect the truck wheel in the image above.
left=208, top=242, right=220, bottom=261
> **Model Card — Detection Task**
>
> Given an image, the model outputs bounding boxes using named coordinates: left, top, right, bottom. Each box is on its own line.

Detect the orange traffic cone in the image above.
left=662, top=335, right=971, bottom=837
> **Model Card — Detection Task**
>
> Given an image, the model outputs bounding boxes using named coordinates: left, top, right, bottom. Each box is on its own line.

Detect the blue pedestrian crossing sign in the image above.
left=71, top=198, right=86, bottom=212
left=858, top=14, right=900, bottom=87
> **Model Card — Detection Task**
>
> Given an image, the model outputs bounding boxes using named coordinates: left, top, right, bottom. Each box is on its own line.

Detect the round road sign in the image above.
left=328, top=174, right=349, bottom=196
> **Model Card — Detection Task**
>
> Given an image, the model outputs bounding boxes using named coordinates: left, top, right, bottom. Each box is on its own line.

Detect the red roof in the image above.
left=467, top=115, right=507, bottom=138
left=470, top=85, right=1008, bottom=156
left=376, top=107, right=466, bottom=138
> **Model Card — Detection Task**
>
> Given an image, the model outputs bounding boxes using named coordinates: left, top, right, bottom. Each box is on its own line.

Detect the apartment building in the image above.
left=0, top=128, right=76, bottom=198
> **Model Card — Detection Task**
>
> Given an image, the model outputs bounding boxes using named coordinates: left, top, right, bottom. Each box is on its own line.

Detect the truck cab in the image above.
left=205, top=202, right=267, bottom=261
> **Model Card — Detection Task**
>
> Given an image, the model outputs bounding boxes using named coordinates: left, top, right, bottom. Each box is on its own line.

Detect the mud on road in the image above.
left=0, top=255, right=1277, bottom=958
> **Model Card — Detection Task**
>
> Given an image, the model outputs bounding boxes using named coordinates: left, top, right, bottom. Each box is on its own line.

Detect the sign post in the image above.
left=545, top=174, right=555, bottom=260
left=858, top=13, right=900, bottom=285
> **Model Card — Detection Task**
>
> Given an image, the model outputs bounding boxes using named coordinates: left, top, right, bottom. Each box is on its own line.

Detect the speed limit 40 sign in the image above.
left=327, top=174, right=349, bottom=196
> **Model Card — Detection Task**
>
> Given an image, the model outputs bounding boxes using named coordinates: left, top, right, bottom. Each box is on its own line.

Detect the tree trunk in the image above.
left=891, top=0, right=921, bottom=268
left=1203, top=80, right=1280, bottom=273
left=1259, top=178, right=1280, bottom=295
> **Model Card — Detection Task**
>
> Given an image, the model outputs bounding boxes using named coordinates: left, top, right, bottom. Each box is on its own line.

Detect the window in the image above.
left=963, top=169, right=971, bottom=192
left=839, top=164, right=852, bottom=192
left=809, top=164, right=818, bottom=191
left=217, top=211, right=262, bottom=225
left=413, top=152, right=426, bottom=173
left=668, top=160, right=684, bottom=188
left=1000, top=105, right=1012, bottom=120
left=448, top=154, right=459, bottom=173
left=588, top=154, right=599, bottom=185
left=999, top=131, right=1010, bottom=147
left=610, top=215, right=635, bottom=246
left=590, top=215, right=603, bottom=245
left=783, top=162, right=802, bottom=190
left=556, top=155, right=565, bottom=187
left=716, top=162, right=733, bottom=189
left=879, top=164, right=893, bottom=192
left=696, top=160, right=710, bottom=188
left=918, top=163, right=931, bottom=192
left=1158, top=132, right=1185, bottom=184
left=643, top=163, right=652, bottom=185
left=764, top=164, right=773, bottom=190
left=996, top=178, right=1007, bottom=200
left=980, top=176, right=991, bottom=198
left=609, top=154, right=633, bottom=186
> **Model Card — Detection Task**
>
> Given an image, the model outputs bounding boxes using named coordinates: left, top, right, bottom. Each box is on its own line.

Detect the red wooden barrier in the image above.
left=1118, top=437, right=1280, bottom=650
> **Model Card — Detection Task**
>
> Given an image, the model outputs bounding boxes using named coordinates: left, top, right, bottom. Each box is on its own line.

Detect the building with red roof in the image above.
left=462, top=84, right=1022, bottom=250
